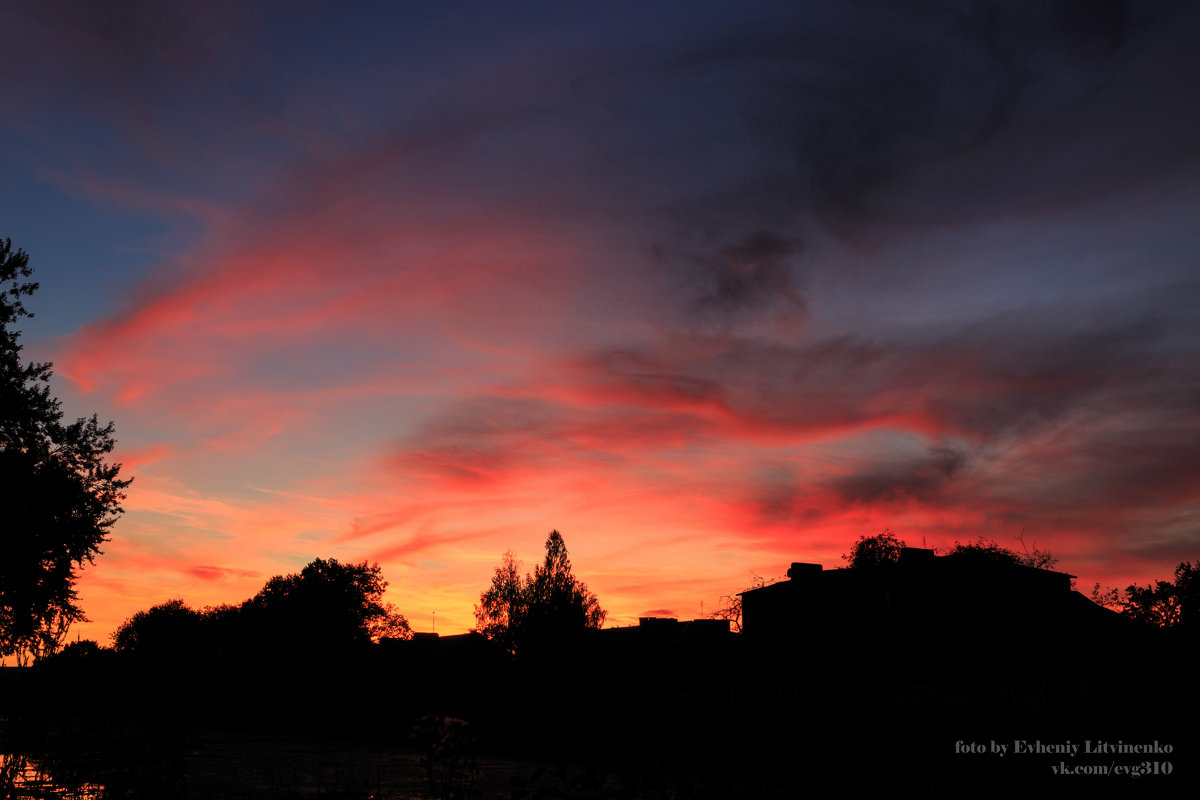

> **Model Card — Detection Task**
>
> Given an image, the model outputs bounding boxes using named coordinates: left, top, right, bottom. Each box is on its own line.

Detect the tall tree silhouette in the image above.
left=525, top=530, right=606, bottom=642
left=0, top=238, right=131, bottom=664
left=475, top=531, right=605, bottom=655
left=474, top=550, right=528, bottom=655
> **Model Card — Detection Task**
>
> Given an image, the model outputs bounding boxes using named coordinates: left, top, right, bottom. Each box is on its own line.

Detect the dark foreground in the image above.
left=2, top=633, right=1198, bottom=798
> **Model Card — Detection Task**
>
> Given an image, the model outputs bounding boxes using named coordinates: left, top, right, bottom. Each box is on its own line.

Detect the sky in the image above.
left=2, top=0, right=1199, bottom=641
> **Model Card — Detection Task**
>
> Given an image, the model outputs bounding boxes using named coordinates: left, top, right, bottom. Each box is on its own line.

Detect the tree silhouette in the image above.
left=707, top=573, right=775, bottom=632
left=1090, top=582, right=1121, bottom=610
left=948, top=536, right=1059, bottom=570
left=1122, top=561, right=1199, bottom=630
left=242, top=557, right=410, bottom=652
left=842, top=530, right=905, bottom=568
left=112, top=599, right=203, bottom=658
left=474, top=531, right=605, bottom=654
left=474, top=550, right=528, bottom=655
left=525, top=530, right=606, bottom=641
left=111, top=559, right=410, bottom=664
left=0, top=238, right=131, bottom=664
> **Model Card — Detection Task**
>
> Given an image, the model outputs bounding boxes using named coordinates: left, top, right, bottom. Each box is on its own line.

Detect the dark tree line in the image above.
left=111, top=531, right=611, bottom=664
left=1095, top=561, right=1199, bottom=632
left=111, top=557, right=410, bottom=661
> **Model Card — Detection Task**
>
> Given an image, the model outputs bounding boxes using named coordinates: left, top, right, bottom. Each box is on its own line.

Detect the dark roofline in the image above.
left=739, top=550, right=1076, bottom=597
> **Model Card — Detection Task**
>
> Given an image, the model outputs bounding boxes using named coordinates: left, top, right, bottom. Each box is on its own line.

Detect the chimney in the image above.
left=787, top=562, right=823, bottom=580
left=899, top=547, right=935, bottom=565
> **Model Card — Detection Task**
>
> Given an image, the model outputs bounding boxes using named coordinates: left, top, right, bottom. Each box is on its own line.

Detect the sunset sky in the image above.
left=3, top=0, right=1199, bottom=642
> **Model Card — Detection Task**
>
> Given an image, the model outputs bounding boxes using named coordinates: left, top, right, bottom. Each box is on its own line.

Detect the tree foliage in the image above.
left=0, top=238, right=131, bottom=664
left=112, top=558, right=410, bottom=660
left=526, top=530, right=607, bottom=639
left=1090, top=582, right=1121, bottom=610
left=842, top=530, right=905, bottom=568
left=242, top=557, right=411, bottom=650
left=474, top=530, right=605, bottom=655
left=947, top=536, right=1059, bottom=570
left=841, top=531, right=1060, bottom=573
left=474, top=550, right=528, bottom=655
left=111, top=598, right=203, bottom=657
left=1121, top=561, right=1199, bottom=630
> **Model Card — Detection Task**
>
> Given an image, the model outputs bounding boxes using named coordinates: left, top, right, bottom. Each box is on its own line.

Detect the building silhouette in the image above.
left=739, top=547, right=1139, bottom=674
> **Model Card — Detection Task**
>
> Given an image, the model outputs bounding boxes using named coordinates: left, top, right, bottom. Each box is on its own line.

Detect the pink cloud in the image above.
left=185, top=565, right=260, bottom=582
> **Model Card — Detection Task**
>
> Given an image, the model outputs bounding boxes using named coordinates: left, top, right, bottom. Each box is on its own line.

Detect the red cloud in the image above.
left=185, top=565, right=260, bottom=582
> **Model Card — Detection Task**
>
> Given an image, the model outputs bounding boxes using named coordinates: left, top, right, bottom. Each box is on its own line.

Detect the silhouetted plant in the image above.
left=946, top=536, right=1059, bottom=569
left=1090, top=583, right=1121, bottom=610
left=0, top=753, right=27, bottom=797
left=946, top=538, right=1021, bottom=565
left=111, top=559, right=410, bottom=666
left=1122, top=561, right=1199, bottom=630
left=111, top=599, right=202, bottom=658
left=525, top=530, right=606, bottom=643
left=707, top=592, right=745, bottom=633
left=1014, top=531, right=1059, bottom=570
left=0, top=237, right=132, bottom=665
left=707, top=572, right=776, bottom=632
left=474, top=550, right=528, bottom=655
left=842, top=530, right=905, bottom=568
left=54, top=639, right=106, bottom=660
left=474, top=531, right=605, bottom=655
left=1177, top=561, right=1200, bottom=630
left=413, top=715, right=477, bottom=800
left=242, top=557, right=411, bottom=652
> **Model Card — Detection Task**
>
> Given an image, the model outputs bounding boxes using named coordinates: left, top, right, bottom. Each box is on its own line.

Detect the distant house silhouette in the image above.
left=581, top=617, right=737, bottom=686
left=380, top=630, right=492, bottom=655
left=740, top=547, right=1139, bottom=673
left=599, top=616, right=732, bottom=643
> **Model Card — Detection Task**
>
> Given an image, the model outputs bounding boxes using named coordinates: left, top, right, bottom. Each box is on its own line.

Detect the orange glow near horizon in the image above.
left=43, top=209, right=1199, bottom=645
